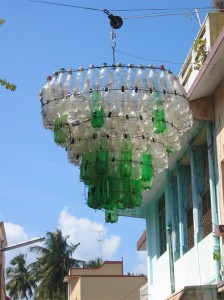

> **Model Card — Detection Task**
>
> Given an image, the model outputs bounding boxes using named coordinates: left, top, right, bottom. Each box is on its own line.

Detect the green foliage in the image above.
left=85, top=257, right=103, bottom=268
left=184, top=12, right=193, bottom=21
left=0, top=79, right=17, bottom=91
left=0, top=19, right=6, bottom=26
left=213, top=0, right=224, bottom=10
left=6, top=254, right=37, bottom=300
left=127, top=272, right=147, bottom=277
left=0, top=18, right=17, bottom=91
left=193, top=38, right=208, bottom=70
left=213, top=250, right=221, bottom=261
left=29, top=229, right=85, bottom=300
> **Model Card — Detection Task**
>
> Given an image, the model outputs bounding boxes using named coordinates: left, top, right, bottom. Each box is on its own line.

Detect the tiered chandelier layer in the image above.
left=40, top=63, right=193, bottom=223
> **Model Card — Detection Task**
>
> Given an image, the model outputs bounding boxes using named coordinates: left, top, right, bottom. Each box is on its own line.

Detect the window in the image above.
left=202, top=190, right=212, bottom=237
left=187, top=206, right=194, bottom=250
left=203, top=153, right=212, bottom=237
left=158, top=195, right=167, bottom=256
left=186, top=172, right=194, bottom=251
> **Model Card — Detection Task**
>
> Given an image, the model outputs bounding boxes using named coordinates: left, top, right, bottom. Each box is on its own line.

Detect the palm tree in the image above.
left=213, top=0, right=224, bottom=10
left=6, top=253, right=36, bottom=300
left=29, top=229, right=85, bottom=300
left=85, top=257, right=103, bottom=268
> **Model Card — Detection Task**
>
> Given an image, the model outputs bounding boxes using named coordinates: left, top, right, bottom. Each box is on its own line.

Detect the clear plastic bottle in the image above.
left=158, top=65, right=173, bottom=105
left=46, top=72, right=60, bottom=123
left=55, top=68, right=66, bottom=98
left=112, top=63, right=126, bottom=116
left=65, top=93, right=77, bottom=124
left=40, top=76, right=53, bottom=105
left=171, top=74, right=190, bottom=115
left=40, top=76, right=53, bottom=129
left=75, top=67, right=87, bottom=94
left=75, top=67, right=89, bottom=120
left=89, top=65, right=107, bottom=128
left=50, top=71, right=59, bottom=97
left=126, top=64, right=137, bottom=89
left=99, top=63, right=113, bottom=90
left=148, top=65, right=163, bottom=105
left=86, top=64, right=99, bottom=91
left=64, top=69, right=76, bottom=96
left=148, top=66, right=166, bottom=133
left=166, top=71, right=180, bottom=109
left=136, top=65, right=148, bottom=90
left=125, top=65, right=140, bottom=121
left=113, top=62, right=126, bottom=89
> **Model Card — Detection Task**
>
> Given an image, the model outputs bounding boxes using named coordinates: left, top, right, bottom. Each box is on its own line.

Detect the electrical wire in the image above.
left=29, top=0, right=217, bottom=18
left=108, top=7, right=213, bottom=12
left=123, top=9, right=214, bottom=20
left=28, top=0, right=103, bottom=11
left=115, top=49, right=183, bottom=65
left=119, top=280, right=147, bottom=300
left=115, top=49, right=219, bottom=68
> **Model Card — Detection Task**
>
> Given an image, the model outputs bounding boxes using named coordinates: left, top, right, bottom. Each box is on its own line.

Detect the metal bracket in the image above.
left=103, top=9, right=123, bottom=29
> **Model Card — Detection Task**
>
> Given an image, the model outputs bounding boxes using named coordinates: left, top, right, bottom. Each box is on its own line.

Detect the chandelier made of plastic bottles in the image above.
left=39, top=63, right=193, bottom=223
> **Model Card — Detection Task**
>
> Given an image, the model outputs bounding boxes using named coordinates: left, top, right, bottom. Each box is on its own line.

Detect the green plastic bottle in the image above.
left=80, top=154, right=89, bottom=182
left=54, top=115, right=68, bottom=145
left=105, top=208, right=118, bottom=223
left=91, top=90, right=105, bottom=128
left=86, top=151, right=96, bottom=179
left=87, top=186, right=100, bottom=209
left=95, top=138, right=109, bottom=175
left=142, top=180, right=153, bottom=190
left=108, top=151, right=118, bottom=178
left=134, top=180, right=142, bottom=197
left=100, top=179, right=111, bottom=210
left=120, top=135, right=133, bottom=178
left=153, top=96, right=166, bottom=133
left=135, top=194, right=142, bottom=207
left=142, top=152, right=153, bottom=182
left=166, top=146, right=174, bottom=155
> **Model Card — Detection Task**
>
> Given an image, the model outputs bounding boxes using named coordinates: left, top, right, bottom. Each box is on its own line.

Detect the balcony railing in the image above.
left=179, top=12, right=224, bottom=93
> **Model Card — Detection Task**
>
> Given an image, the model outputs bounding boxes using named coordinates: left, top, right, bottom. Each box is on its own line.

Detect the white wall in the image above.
left=147, top=233, right=217, bottom=300
left=174, top=233, right=216, bottom=289
left=148, top=251, right=171, bottom=300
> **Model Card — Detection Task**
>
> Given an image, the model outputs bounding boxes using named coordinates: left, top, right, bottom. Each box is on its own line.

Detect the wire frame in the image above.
left=39, top=63, right=193, bottom=222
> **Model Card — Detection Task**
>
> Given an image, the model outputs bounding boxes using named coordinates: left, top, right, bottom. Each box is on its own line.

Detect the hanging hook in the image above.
left=103, top=9, right=123, bottom=29
left=110, top=28, right=116, bottom=65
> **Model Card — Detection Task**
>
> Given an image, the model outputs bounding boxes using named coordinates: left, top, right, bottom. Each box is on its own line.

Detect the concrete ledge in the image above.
left=165, top=285, right=218, bottom=300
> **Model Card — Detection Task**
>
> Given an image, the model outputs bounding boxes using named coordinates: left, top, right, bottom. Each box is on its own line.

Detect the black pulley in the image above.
left=103, top=10, right=123, bottom=29
left=109, top=15, right=123, bottom=29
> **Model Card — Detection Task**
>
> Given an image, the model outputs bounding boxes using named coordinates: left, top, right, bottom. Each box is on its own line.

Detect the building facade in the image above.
left=64, top=261, right=147, bottom=300
left=0, top=223, right=7, bottom=300
left=120, top=12, right=224, bottom=300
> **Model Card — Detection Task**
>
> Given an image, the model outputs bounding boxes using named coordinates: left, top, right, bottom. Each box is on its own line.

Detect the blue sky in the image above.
left=1, top=0, right=212, bottom=275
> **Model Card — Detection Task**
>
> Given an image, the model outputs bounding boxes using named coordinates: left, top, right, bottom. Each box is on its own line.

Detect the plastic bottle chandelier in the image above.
left=39, top=14, right=193, bottom=223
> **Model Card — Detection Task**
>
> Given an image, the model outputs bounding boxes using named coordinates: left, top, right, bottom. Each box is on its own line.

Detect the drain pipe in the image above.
left=166, top=170, right=175, bottom=294
left=207, top=123, right=221, bottom=282
left=167, top=224, right=175, bottom=294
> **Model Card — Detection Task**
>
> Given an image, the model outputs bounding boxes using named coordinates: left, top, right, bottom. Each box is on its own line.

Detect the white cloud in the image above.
left=132, top=251, right=147, bottom=275
left=58, top=207, right=121, bottom=261
left=4, top=222, right=28, bottom=245
left=4, top=222, right=40, bottom=269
